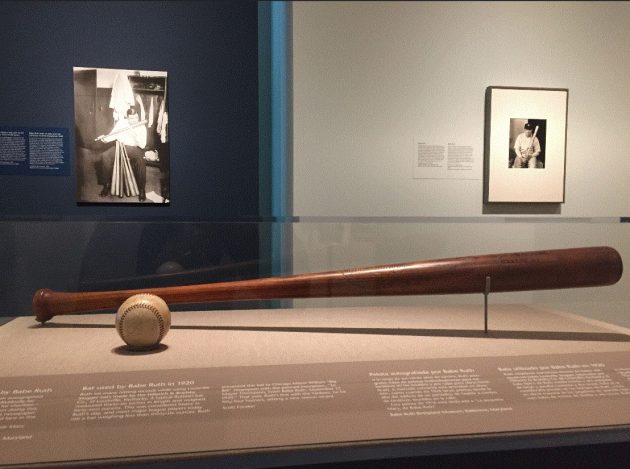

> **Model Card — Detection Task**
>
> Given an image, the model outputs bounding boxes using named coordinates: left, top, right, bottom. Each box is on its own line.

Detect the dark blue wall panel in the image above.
left=0, top=0, right=259, bottom=219
left=0, top=1, right=268, bottom=316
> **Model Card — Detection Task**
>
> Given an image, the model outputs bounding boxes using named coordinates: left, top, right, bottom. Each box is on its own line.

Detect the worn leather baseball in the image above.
left=115, top=294, right=171, bottom=350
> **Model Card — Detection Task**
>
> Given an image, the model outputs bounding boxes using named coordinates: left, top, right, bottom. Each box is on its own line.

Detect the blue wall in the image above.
left=0, top=1, right=271, bottom=315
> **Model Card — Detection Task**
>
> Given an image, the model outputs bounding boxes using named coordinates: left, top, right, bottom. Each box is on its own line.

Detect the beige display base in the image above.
left=3, top=304, right=630, bottom=376
left=1, top=304, right=629, bottom=467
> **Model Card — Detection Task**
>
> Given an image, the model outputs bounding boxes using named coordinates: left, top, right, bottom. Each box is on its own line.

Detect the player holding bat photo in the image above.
left=511, top=121, right=543, bottom=168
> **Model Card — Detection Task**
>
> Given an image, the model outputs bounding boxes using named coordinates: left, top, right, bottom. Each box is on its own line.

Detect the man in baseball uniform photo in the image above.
left=513, top=122, right=541, bottom=168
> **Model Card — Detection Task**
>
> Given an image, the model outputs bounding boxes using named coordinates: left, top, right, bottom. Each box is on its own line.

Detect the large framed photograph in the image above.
left=74, top=67, right=169, bottom=204
left=485, top=87, right=568, bottom=203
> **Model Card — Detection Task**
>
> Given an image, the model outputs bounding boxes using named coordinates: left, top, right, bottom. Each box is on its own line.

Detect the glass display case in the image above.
left=1, top=219, right=628, bottom=467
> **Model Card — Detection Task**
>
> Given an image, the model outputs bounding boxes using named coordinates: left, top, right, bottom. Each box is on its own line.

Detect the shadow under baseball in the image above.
left=112, top=343, right=169, bottom=355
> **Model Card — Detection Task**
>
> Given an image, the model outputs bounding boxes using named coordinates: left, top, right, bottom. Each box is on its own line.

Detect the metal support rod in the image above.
left=484, top=276, right=491, bottom=333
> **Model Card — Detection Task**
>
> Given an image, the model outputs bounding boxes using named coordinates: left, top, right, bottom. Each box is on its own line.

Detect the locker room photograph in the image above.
left=74, top=67, right=170, bottom=204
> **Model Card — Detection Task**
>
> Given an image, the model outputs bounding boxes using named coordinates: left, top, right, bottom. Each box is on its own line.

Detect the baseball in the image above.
left=115, top=294, right=171, bottom=350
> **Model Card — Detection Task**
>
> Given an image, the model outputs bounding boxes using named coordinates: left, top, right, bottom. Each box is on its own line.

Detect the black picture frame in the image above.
left=484, top=86, right=568, bottom=203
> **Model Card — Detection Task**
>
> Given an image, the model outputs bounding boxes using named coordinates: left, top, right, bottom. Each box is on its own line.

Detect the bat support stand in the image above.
left=484, top=276, right=491, bottom=334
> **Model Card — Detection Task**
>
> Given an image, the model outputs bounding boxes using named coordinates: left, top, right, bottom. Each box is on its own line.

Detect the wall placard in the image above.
left=0, top=127, right=69, bottom=176
left=2, top=350, right=629, bottom=466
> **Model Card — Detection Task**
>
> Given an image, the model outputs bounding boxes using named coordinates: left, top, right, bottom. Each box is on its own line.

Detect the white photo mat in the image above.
left=486, top=87, right=568, bottom=203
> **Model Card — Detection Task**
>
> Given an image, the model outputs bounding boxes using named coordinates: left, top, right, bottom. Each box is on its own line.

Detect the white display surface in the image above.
left=292, top=1, right=630, bottom=217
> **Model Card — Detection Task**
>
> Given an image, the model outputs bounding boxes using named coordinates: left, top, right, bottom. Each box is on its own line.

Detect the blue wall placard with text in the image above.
left=0, top=127, right=70, bottom=176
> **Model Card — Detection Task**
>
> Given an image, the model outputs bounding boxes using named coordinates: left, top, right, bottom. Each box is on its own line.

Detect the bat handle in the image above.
left=33, top=288, right=55, bottom=323
left=32, top=288, right=129, bottom=323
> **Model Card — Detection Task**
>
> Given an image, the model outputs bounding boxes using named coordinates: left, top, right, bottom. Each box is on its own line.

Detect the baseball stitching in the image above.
left=118, top=300, right=166, bottom=344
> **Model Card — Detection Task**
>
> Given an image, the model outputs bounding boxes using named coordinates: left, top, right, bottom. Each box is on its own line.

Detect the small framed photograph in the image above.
left=485, top=86, right=568, bottom=203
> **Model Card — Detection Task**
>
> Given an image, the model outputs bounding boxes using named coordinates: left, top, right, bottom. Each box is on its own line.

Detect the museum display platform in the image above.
left=1, top=304, right=630, bottom=467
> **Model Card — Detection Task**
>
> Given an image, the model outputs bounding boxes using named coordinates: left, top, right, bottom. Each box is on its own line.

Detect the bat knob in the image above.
left=33, top=288, right=54, bottom=323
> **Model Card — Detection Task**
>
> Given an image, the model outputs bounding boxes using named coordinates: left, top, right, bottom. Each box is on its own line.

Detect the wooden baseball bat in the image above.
left=94, top=120, right=148, bottom=142
left=529, top=125, right=539, bottom=152
left=33, top=246, right=622, bottom=323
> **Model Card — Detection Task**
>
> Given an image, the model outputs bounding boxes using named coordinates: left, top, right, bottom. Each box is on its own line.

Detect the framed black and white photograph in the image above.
left=74, top=67, right=169, bottom=204
left=485, top=87, right=568, bottom=203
